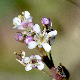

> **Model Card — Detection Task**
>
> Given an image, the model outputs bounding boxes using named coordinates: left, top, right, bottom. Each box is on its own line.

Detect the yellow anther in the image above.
left=44, top=28, right=46, bottom=30
left=18, top=15, right=22, bottom=18
left=13, top=23, right=15, bottom=25
left=48, top=35, right=50, bottom=37
left=43, top=24, right=46, bottom=28
left=22, top=12, right=25, bottom=15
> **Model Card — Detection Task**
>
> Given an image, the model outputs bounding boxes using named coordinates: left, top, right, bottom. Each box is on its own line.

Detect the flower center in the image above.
left=32, top=59, right=37, bottom=64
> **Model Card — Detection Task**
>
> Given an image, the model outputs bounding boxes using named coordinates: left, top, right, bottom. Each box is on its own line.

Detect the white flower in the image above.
left=16, top=54, right=44, bottom=71
left=13, top=17, right=25, bottom=30
left=13, top=11, right=33, bottom=30
left=28, top=30, right=51, bottom=52
left=24, top=55, right=44, bottom=71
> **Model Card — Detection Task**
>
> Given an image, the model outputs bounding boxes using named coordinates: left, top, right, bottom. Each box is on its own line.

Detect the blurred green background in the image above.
left=0, top=0, right=80, bottom=80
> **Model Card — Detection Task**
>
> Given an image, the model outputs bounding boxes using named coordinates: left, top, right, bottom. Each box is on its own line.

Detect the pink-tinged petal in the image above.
left=25, top=64, right=32, bottom=71
left=18, top=34, right=24, bottom=41
left=42, top=43, right=51, bottom=52
left=28, top=41, right=38, bottom=49
left=24, top=36, right=34, bottom=45
left=27, top=22, right=34, bottom=29
left=30, top=55, right=35, bottom=58
left=37, top=62, right=44, bottom=70
left=34, top=55, right=42, bottom=59
left=30, top=55, right=41, bottom=60
left=21, top=21, right=28, bottom=28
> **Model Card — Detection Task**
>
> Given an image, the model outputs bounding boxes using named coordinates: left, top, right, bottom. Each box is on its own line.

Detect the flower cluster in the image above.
left=13, top=11, right=57, bottom=53
left=13, top=11, right=69, bottom=80
left=14, top=50, right=44, bottom=71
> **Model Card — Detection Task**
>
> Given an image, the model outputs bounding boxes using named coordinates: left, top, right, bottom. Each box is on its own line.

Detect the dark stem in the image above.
left=42, top=56, right=54, bottom=68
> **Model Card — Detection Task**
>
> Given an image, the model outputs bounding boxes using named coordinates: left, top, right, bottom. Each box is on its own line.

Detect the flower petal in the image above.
left=13, top=17, right=21, bottom=25
left=22, top=57, right=30, bottom=63
left=33, top=24, right=41, bottom=33
left=24, top=11, right=32, bottom=23
left=35, top=55, right=42, bottom=59
left=30, top=55, right=42, bottom=60
left=24, top=11, right=31, bottom=19
left=28, top=41, right=38, bottom=49
left=17, top=25, right=25, bottom=30
left=25, top=64, right=32, bottom=71
left=42, top=43, right=51, bottom=52
left=48, top=30, right=57, bottom=37
left=37, top=62, right=44, bottom=70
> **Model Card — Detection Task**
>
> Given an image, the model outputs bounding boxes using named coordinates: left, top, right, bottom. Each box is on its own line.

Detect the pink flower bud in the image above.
left=21, top=21, right=28, bottom=28
left=15, top=33, right=24, bottom=42
left=18, top=34, right=24, bottom=41
left=27, top=22, right=34, bottom=29
left=24, top=36, right=34, bottom=45
left=41, top=18, right=50, bottom=25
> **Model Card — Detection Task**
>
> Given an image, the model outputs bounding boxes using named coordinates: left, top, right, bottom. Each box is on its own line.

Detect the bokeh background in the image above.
left=0, top=0, right=80, bottom=80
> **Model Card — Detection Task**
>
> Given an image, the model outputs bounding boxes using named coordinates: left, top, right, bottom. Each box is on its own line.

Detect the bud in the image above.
left=24, top=36, right=34, bottom=45
left=21, top=21, right=28, bottom=28
left=41, top=17, right=50, bottom=26
left=27, top=22, right=34, bottom=29
left=15, top=33, right=24, bottom=42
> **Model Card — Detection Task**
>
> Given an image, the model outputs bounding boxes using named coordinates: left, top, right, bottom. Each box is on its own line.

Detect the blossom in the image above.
left=24, top=55, right=44, bottom=71
left=13, top=17, right=25, bottom=30
left=15, top=51, right=44, bottom=71
left=24, top=36, right=34, bottom=45
left=13, top=11, right=33, bottom=30
left=28, top=29, right=51, bottom=52
left=28, top=24, right=57, bottom=52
